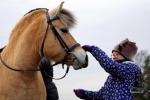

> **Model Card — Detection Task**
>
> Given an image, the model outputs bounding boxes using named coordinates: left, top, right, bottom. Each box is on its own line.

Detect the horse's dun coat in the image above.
left=0, top=2, right=88, bottom=100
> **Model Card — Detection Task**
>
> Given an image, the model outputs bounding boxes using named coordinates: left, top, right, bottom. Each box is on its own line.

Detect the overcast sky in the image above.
left=0, top=0, right=150, bottom=100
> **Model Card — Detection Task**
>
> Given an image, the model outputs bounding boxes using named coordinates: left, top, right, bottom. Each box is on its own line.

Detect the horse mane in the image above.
left=9, top=8, right=47, bottom=40
left=8, top=8, right=76, bottom=44
left=24, top=8, right=77, bottom=29
left=49, top=8, right=76, bottom=29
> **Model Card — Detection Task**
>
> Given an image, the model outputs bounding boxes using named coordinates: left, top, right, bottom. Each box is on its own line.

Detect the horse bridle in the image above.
left=39, top=9, right=80, bottom=79
left=40, top=8, right=80, bottom=62
left=0, top=8, right=80, bottom=79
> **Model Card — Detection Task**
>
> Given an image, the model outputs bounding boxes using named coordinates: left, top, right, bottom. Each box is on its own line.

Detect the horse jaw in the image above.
left=71, top=49, right=88, bottom=70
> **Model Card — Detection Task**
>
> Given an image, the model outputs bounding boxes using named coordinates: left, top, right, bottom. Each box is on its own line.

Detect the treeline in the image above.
left=133, top=50, right=150, bottom=100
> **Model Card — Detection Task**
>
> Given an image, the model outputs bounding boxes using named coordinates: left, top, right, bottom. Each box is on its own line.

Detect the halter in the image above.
left=39, top=9, right=80, bottom=79
left=40, top=8, right=80, bottom=60
left=0, top=8, right=80, bottom=80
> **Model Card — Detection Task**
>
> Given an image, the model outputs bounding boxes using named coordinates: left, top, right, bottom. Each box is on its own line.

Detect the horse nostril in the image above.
left=83, top=55, right=88, bottom=68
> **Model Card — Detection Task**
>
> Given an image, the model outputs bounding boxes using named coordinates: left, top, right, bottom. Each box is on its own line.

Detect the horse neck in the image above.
left=2, top=39, right=40, bottom=70
left=2, top=12, right=47, bottom=70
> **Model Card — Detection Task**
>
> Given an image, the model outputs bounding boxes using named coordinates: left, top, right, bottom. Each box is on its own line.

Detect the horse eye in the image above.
left=60, top=28, right=68, bottom=33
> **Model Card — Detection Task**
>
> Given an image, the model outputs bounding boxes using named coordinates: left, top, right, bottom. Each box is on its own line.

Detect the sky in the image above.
left=0, top=0, right=150, bottom=100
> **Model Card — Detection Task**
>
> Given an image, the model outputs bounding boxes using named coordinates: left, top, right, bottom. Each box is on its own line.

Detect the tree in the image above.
left=142, top=55, right=150, bottom=98
left=133, top=50, right=150, bottom=100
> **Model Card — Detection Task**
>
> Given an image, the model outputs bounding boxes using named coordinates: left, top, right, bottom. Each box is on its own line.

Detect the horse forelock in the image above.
left=49, top=8, right=76, bottom=29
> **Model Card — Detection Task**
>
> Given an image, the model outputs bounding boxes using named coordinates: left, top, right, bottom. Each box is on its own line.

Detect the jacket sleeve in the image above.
left=88, top=46, right=141, bottom=79
left=39, top=57, right=53, bottom=81
left=82, top=88, right=104, bottom=100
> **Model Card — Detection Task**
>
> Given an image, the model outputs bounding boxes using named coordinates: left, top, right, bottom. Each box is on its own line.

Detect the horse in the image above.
left=0, top=2, right=88, bottom=100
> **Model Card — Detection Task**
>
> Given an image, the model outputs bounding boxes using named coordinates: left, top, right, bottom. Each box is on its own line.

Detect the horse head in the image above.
left=37, top=2, right=88, bottom=70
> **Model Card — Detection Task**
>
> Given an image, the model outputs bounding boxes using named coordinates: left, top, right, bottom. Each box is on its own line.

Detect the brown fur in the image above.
left=0, top=7, right=80, bottom=100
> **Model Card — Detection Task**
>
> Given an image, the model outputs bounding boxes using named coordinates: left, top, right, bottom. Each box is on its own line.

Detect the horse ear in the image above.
left=55, top=1, right=64, bottom=16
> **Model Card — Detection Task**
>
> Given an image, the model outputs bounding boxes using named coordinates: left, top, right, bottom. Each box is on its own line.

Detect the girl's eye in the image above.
left=60, top=28, right=68, bottom=33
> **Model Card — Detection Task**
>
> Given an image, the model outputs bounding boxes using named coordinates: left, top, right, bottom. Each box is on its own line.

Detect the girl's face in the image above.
left=111, top=51, right=125, bottom=61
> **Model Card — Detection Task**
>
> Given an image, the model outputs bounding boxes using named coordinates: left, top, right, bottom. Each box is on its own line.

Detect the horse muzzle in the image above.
left=65, top=51, right=88, bottom=70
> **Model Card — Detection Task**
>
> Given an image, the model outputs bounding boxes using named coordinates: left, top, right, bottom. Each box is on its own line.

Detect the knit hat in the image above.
left=112, top=38, right=138, bottom=60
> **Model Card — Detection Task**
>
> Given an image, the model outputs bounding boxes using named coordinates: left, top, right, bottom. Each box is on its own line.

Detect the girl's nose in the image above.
left=111, top=52, right=119, bottom=60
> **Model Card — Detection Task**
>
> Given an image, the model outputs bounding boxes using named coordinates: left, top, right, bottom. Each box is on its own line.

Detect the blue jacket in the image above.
left=83, top=46, right=142, bottom=100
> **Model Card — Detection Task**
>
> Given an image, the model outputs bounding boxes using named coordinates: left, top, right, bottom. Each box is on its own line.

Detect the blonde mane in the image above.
left=9, top=9, right=47, bottom=40
left=49, top=8, right=76, bottom=29
left=9, top=8, right=76, bottom=43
